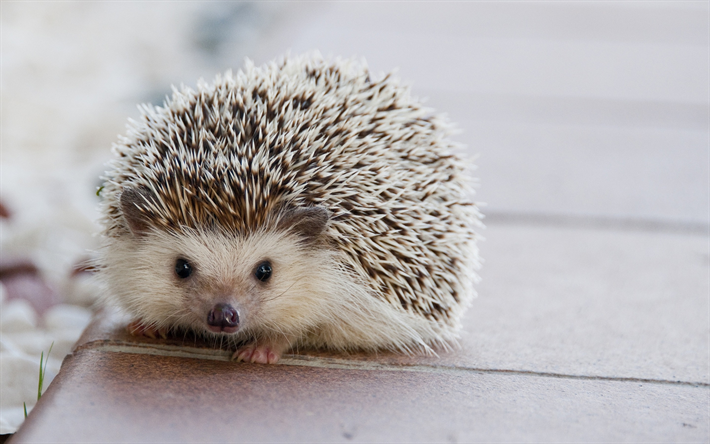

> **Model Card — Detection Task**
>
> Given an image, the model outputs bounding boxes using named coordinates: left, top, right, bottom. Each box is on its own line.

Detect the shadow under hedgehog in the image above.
left=97, top=53, right=482, bottom=364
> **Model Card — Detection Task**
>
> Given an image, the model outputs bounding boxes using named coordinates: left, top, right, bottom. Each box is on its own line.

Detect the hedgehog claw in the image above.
left=232, top=343, right=282, bottom=365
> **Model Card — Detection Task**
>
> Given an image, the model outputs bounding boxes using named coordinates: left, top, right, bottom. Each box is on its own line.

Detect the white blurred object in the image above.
left=0, top=299, right=38, bottom=333
left=0, top=289, right=92, bottom=434
left=0, top=350, right=46, bottom=434
left=61, top=272, right=102, bottom=307
left=44, top=304, right=92, bottom=333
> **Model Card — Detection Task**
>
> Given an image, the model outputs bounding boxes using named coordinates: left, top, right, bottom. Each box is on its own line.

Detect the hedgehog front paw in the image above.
left=232, top=342, right=285, bottom=364
left=126, top=320, right=168, bottom=339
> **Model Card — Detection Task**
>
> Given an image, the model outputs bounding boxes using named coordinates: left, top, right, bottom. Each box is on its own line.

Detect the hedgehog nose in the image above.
left=207, top=303, right=240, bottom=333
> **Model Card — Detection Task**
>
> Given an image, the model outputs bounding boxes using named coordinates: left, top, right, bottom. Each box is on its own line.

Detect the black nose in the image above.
left=207, top=303, right=239, bottom=330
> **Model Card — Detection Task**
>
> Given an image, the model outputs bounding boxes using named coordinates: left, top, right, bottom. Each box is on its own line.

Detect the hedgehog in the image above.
left=98, top=54, right=482, bottom=364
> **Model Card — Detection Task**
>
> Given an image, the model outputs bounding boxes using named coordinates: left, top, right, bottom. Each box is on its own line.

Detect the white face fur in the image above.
left=102, top=227, right=339, bottom=345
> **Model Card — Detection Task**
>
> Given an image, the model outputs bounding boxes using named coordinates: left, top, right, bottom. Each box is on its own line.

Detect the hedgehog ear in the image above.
left=277, top=206, right=330, bottom=241
left=120, top=188, right=155, bottom=237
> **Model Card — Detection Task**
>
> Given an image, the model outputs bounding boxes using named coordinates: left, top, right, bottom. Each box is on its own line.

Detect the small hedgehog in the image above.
left=98, top=54, right=481, bottom=364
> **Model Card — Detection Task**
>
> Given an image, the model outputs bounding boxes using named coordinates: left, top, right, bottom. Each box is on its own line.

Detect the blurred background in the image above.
left=1, top=0, right=707, bottom=435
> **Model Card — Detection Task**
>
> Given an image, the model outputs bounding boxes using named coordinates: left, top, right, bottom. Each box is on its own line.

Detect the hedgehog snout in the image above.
left=206, top=303, right=240, bottom=334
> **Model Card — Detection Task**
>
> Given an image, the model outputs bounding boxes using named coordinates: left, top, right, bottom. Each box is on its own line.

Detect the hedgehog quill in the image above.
left=98, top=54, right=482, bottom=364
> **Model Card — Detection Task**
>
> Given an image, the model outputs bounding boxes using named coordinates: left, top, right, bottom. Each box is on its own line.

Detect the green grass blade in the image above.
left=23, top=402, right=28, bottom=418
left=37, top=342, right=53, bottom=400
left=41, top=343, right=53, bottom=390
left=37, top=351, right=44, bottom=401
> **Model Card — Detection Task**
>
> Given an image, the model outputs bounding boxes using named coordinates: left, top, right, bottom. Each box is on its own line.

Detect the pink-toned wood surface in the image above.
left=8, top=310, right=707, bottom=443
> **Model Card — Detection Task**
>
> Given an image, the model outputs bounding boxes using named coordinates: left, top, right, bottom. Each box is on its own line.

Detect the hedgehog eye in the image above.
left=254, top=261, right=272, bottom=282
left=175, top=258, right=193, bottom=279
